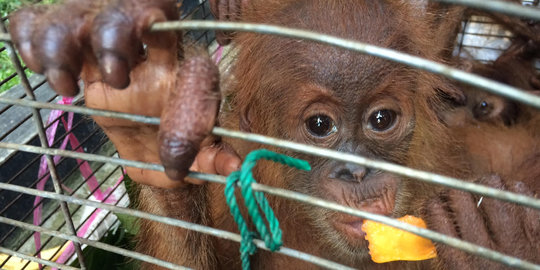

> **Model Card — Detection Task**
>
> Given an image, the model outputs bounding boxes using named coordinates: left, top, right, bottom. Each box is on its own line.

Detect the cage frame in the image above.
left=0, top=0, right=539, bottom=269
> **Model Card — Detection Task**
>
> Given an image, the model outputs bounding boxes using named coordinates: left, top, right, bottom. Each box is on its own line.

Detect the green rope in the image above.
left=225, top=149, right=311, bottom=270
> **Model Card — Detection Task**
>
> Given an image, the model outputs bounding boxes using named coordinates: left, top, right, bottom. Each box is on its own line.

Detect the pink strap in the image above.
left=214, top=45, right=224, bottom=64
left=40, top=43, right=218, bottom=266
left=32, top=97, right=124, bottom=269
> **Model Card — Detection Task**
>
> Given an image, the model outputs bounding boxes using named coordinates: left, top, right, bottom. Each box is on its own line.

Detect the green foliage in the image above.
left=0, top=45, right=33, bottom=94
left=0, top=0, right=31, bottom=94
left=70, top=220, right=140, bottom=270
left=1, top=0, right=59, bottom=17
left=115, top=213, right=140, bottom=236
left=69, top=174, right=141, bottom=270
left=1, top=0, right=27, bottom=17
left=123, top=174, right=140, bottom=207
left=0, top=0, right=58, bottom=94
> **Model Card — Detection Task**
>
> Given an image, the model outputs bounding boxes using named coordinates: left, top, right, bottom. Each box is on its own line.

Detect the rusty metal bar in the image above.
left=0, top=114, right=539, bottom=212
left=0, top=217, right=190, bottom=270
left=1, top=177, right=538, bottom=270
left=150, top=20, right=540, bottom=109
left=0, top=182, right=358, bottom=270
left=0, top=21, right=87, bottom=269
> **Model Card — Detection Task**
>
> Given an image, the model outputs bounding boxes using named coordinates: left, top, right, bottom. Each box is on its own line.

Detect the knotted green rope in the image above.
left=225, top=149, right=311, bottom=270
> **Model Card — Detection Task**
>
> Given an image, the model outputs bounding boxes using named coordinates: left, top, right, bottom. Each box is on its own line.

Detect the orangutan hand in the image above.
left=9, top=0, right=241, bottom=188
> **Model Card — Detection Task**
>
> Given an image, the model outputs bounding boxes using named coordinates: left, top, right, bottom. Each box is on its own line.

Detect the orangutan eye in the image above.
left=476, top=100, right=492, bottom=116
left=306, top=114, right=337, bottom=137
left=368, top=109, right=397, bottom=132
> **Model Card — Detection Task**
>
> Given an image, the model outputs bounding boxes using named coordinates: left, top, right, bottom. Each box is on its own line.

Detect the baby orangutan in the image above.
left=443, top=33, right=540, bottom=179
left=9, top=0, right=540, bottom=269
left=458, top=40, right=540, bottom=126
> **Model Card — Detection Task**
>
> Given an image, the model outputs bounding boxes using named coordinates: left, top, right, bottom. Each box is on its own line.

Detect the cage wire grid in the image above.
left=0, top=0, right=539, bottom=269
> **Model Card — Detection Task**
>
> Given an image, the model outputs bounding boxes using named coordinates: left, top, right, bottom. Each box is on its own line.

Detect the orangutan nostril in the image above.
left=336, top=168, right=355, bottom=182
left=331, top=164, right=369, bottom=182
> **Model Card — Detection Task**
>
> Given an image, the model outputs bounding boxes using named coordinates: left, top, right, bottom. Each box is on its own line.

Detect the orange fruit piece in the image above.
left=362, top=215, right=437, bottom=263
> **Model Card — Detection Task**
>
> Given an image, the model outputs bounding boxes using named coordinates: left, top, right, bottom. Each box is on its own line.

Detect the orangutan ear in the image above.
left=435, top=61, right=472, bottom=107
left=430, top=77, right=468, bottom=126
left=435, top=81, right=466, bottom=107
left=239, top=104, right=253, bottom=132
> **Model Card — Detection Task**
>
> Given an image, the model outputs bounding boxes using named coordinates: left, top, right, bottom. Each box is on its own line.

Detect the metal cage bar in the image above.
left=0, top=21, right=87, bottom=269
left=0, top=126, right=107, bottom=268
left=0, top=216, right=190, bottom=270
left=0, top=183, right=356, bottom=270
left=0, top=0, right=539, bottom=269
left=150, top=20, right=540, bottom=108
left=0, top=120, right=101, bottom=216
left=0, top=246, right=79, bottom=270
left=1, top=176, right=539, bottom=269
left=431, top=0, right=540, bottom=20
left=0, top=101, right=538, bottom=211
left=9, top=164, right=122, bottom=270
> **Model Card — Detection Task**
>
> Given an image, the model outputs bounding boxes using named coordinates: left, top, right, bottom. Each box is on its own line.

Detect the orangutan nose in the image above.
left=330, top=163, right=369, bottom=182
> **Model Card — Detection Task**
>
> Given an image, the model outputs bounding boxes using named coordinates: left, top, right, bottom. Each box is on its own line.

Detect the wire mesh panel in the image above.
left=0, top=1, right=221, bottom=268
left=0, top=0, right=539, bottom=269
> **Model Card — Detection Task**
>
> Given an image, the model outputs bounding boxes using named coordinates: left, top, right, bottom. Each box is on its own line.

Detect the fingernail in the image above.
left=99, top=52, right=130, bottom=89
left=46, top=68, right=80, bottom=96
left=18, top=42, right=43, bottom=73
left=164, top=167, right=187, bottom=181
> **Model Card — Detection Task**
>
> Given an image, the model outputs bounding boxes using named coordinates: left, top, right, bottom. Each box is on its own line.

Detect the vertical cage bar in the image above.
left=0, top=21, right=87, bottom=269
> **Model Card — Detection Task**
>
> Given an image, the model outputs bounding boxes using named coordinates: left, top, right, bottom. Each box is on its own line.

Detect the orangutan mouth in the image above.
left=327, top=177, right=398, bottom=240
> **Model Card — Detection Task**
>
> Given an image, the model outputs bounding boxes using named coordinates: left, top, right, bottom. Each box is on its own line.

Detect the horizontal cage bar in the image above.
left=1, top=177, right=539, bottom=269
left=0, top=183, right=354, bottom=270
left=1, top=1, right=539, bottom=269
left=0, top=99, right=538, bottom=211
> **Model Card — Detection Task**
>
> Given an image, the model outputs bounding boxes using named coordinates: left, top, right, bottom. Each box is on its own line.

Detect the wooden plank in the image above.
left=0, top=75, right=82, bottom=163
